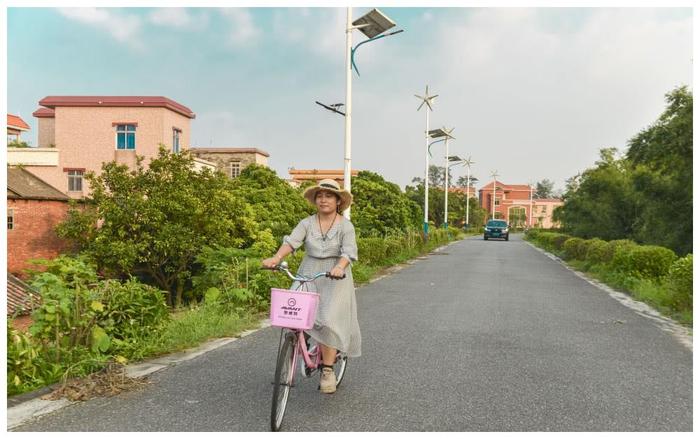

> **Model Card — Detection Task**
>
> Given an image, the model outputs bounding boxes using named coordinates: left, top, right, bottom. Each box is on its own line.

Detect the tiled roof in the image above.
left=38, top=96, right=196, bottom=119
left=190, top=147, right=270, bottom=157
left=7, top=114, right=30, bottom=130
left=32, top=107, right=55, bottom=118
left=8, top=273, right=40, bottom=316
left=7, top=167, right=69, bottom=201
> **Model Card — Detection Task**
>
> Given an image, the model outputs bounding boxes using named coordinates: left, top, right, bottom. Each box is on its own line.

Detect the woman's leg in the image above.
left=320, top=344, right=337, bottom=367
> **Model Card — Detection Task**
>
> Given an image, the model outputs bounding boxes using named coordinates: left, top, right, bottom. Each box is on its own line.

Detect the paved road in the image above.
left=15, top=235, right=692, bottom=431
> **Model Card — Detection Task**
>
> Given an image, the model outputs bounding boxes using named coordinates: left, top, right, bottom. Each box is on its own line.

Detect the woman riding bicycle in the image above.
left=262, top=179, right=361, bottom=394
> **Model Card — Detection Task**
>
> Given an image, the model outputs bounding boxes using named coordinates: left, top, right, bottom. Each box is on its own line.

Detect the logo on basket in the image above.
left=287, top=298, right=297, bottom=307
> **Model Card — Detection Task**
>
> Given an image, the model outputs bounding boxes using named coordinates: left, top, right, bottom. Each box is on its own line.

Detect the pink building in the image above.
left=478, top=180, right=563, bottom=228
left=9, top=96, right=196, bottom=198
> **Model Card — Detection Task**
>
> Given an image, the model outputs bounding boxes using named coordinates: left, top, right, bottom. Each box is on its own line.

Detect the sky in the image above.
left=6, top=6, right=693, bottom=192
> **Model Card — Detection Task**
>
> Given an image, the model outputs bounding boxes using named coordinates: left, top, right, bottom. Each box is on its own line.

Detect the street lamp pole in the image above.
left=465, top=159, right=474, bottom=229
left=490, top=170, right=499, bottom=220
left=443, top=135, right=449, bottom=229
left=441, top=127, right=455, bottom=229
left=528, top=181, right=534, bottom=228
left=343, top=7, right=354, bottom=219
left=341, top=8, right=401, bottom=219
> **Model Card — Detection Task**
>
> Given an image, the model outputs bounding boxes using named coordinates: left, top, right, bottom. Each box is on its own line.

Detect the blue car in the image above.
left=484, top=220, right=509, bottom=241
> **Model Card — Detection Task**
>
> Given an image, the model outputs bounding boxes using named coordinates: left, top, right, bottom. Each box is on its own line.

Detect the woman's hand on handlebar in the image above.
left=328, top=265, right=345, bottom=279
left=262, top=257, right=279, bottom=269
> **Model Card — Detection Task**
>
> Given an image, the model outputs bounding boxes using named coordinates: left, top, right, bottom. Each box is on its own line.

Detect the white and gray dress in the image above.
left=283, top=214, right=362, bottom=357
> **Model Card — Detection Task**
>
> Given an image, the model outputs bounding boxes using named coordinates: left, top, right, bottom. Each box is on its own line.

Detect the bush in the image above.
left=585, top=238, right=608, bottom=264
left=357, top=237, right=388, bottom=266
left=535, top=232, right=571, bottom=252
left=612, top=244, right=677, bottom=280
left=666, top=254, right=693, bottom=311
left=96, top=278, right=169, bottom=344
left=604, top=239, right=637, bottom=264
left=562, top=237, right=586, bottom=260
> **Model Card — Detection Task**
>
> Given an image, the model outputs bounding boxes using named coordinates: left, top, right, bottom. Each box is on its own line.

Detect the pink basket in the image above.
left=269, top=288, right=320, bottom=330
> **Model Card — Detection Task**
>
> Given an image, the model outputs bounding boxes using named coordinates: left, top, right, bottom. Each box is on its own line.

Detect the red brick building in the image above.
left=8, top=167, right=70, bottom=277
left=478, top=180, right=562, bottom=228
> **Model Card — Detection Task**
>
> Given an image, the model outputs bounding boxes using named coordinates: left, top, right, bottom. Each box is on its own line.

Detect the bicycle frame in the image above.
left=276, top=280, right=323, bottom=385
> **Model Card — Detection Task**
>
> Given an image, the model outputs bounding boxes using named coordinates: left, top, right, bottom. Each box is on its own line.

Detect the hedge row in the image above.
left=525, top=229, right=692, bottom=315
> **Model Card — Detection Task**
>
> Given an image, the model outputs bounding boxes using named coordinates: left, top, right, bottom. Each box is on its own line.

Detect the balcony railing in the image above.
left=7, top=147, right=59, bottom=166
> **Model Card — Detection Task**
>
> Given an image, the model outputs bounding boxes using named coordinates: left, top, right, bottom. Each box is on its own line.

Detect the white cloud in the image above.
left=58, top=8, right=144, bottom=50
left=148, top=8, right=210, bottom=30
left=219, top=8, right=261, bottom=47
left=272, top=8, right=346, bottom=59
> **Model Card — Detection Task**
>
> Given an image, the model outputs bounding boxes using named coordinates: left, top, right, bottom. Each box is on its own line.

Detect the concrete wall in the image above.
left=37, top=117, right=55, bottom=147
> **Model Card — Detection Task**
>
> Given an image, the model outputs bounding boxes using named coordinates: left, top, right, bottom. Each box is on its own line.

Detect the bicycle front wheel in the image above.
left=271, top=332, right=296, bottom=432
left=335, top=353, right=348, bottom=387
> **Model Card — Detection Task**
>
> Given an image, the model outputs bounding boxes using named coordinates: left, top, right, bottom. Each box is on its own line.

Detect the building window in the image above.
left=116, top=124, right=136, bottom=150
left=230, top=161, right=241, bottom=178
left=68, top=170, right=84, bottom=192
left=8, top=208, right=14, bottom=230
left=172, top=128, right=181, bottom=154
left=494, top=197, right=501, bottom=206
left=541, top=205, right=547, bottom=213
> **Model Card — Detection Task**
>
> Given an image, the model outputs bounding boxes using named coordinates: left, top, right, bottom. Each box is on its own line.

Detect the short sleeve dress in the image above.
left=283, top=214, right=362, bottom=357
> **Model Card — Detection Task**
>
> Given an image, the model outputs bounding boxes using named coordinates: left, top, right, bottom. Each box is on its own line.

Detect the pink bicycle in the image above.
left=264, top=261, right=348, bottom=432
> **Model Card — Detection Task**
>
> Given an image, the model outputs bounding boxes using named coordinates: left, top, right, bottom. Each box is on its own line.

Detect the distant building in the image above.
left=478, top=180, right=562, bottom=228
left=288, top=169, right=360, bottom=188
left=7, top=167, right=70, bottom=277
left=448, top=186, right=478, bottom=199
left=7, top=114, right=30, bottom=143
left=189, top=147, right=269, bottom=178
left=8, top=95, right=196, bottom=198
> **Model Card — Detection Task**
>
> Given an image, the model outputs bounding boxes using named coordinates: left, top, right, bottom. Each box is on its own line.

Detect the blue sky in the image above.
left=7, top=7, right=693, bottom=190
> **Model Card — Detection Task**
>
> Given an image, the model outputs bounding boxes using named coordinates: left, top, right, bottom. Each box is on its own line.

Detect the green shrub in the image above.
left=612, top=244, right=677, bottom=280
left=535, top=232, right=571, bottom=252
left=585, top=238, right=608, bottom=264
left=384, top=237, right=404, bottom=261
left=357, top=237, right=388, bottom=266
left=604, top=239, right=638, bottom=264
left=666, top=254, right=693, bottom=311
left=96, top=278, right=169, bottom=344
left=562, top=237, right=586, bottom=260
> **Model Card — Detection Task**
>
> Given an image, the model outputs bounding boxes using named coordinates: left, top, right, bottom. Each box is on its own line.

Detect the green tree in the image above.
left=626, top=86, right=692, bottom=255
left=404, top=183, right=476, bottom=228
left=557, top=148, right=639, bottom=240
left=535, top=179, right=555, bottom=199
left=230, top=164, right=314, bottom=241
left=57, top=147, right=258, bottom=307
left=351, top=171, right=422, bottom=236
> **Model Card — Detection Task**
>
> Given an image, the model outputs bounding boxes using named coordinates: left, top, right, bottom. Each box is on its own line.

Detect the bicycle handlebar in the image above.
left=261, top=261, right=346, bottom=281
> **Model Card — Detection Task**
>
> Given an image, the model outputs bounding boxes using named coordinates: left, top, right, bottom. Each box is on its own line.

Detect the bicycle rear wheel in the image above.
left=271, top=332, right=296, bottom=432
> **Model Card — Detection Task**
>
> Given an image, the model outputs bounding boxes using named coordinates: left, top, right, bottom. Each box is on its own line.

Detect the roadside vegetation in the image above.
left=532, top=86, right=692, bottom=327
left=525, top=229, right=692, bottom=326
left=8, top=150, right=471, bottom=396
left=554, top=86, right=692, bottom=257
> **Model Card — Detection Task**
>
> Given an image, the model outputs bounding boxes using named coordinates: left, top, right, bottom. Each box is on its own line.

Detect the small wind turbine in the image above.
left=414, top=85, right=438, bottom=239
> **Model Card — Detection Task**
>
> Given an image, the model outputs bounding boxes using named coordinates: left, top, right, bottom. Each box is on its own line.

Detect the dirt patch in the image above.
left=42, top=362, right=151, bottom=402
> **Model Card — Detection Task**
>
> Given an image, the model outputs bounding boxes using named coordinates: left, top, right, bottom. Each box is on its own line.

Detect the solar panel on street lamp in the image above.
left=352, top=8, right=396, bottom=39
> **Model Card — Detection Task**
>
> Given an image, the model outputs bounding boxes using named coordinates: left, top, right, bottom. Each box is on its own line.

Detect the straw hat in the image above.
left=303, top=179, right=353, bottom=212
